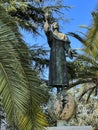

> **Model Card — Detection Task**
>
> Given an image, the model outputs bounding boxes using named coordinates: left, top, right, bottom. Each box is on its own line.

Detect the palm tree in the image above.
left=67, top=55, right=98, bottom=101
left=0, top=0, right=72, bottom=74
left=0, top=6, right=48, bottom=130
left=67, top=10, right=98, bottom=100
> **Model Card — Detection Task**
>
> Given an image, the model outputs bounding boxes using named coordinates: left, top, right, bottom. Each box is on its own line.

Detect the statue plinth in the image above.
left=46, top=126, right=92, bottom=130
left=47, top=91, right=75, bottom=122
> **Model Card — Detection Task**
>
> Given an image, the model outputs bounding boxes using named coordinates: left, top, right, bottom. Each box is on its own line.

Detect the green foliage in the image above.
left=69, top=11, right=98, bottom=59
left=69, top=96, right=98, bottom=130
left=66, top=54, right=98, bottom=101
left=30, top=45, right=49, bottom=73
left=0, top=6, right=48, bottom=130
left=67, top=10, right=98, bottom=100
left=0, top=0, right=72, bottom=34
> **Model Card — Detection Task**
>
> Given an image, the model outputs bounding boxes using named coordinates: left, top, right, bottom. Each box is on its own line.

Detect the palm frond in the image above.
left=86, top=86, right=96, bottom=102
left=67, top=54, right=98, bottom=100
left=42, top=5, right=72, bottom=13
left=69, top=11, right=98, bottom=59
left=0, top=19, right=29, bottom=128
left=68, top=32, right=85, bottom=43
left=0, top=7, right=47, bottom=129
left=68, top=79, right=92, bottom=90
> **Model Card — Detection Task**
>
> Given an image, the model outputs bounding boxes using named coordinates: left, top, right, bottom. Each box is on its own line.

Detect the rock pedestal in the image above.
left=47, top=91, right=75, bottom=121
left=46, top=91, right=92, bottom=130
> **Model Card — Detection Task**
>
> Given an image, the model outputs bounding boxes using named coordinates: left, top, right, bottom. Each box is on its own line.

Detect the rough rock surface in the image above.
left=47, top=92, right=75, bottom=121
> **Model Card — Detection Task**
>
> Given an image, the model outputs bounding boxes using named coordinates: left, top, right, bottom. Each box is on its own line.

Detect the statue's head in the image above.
left=52, top=22, right=59, bottom=31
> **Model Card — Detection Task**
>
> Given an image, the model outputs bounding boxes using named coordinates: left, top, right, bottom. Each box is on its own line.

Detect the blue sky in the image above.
left=22, top=0, right=97, bottom=50
left=21, top=0, right=97, bottom=79
left=63, top=0, right=97, bottom=49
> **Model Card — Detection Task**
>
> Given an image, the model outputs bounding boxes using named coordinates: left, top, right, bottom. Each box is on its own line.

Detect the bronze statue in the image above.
left=44, top=13, right=75, bottom=92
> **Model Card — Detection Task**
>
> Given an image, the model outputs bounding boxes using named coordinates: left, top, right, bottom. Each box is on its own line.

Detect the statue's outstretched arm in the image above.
left=44, top=13, right=51, bottom=32
left=44, top=13, right=53, bottom=47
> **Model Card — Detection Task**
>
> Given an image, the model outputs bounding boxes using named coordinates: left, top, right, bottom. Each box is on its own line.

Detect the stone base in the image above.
left=47, top=92, right=75, bottom=121
left=46, top=126, right=92, bottom=130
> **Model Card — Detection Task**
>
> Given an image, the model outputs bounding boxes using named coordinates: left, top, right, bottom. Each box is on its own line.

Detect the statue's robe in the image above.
left=45, top=29, right=72, bottom=87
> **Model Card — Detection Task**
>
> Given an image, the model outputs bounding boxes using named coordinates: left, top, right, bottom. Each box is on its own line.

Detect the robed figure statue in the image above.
left=44, top=13, right=75, bottom=92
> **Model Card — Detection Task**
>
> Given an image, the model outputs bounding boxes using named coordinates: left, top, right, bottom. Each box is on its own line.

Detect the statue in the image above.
left=44, top=13, right=76, bottom=92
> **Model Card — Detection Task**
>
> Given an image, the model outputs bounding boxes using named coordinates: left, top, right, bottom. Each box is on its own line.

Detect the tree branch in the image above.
left=67, top=78, right=93, bottom=90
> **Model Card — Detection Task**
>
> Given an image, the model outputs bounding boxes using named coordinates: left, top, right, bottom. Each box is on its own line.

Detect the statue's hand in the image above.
left=44, top=12, right=52, bottom=25
left=68, top=49, right=78, bottom=59
left=44, top=13, right=51, bottom=31
left=71, top=50, right=78, bottom=57
left=44, top=20, right=51, bottom=31
left=45, top=12, right=51, bottom=21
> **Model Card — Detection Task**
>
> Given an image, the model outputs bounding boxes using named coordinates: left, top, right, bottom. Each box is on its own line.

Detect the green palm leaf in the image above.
left=0, top=7, right=47, bottom=130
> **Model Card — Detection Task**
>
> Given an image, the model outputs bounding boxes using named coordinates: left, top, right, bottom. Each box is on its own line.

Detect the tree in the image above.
left=67, top=9, right=98, bottom=99
left=0, top=1, right=72, bottom=129
left=2, top=1, right=98, bottom=129
left=0, top=0, right=72, bottom=74
left=0, top=6, right=48, bottom=130
left=1, top=0, right=71, bottom=33
left=66, top=55, right=98, bottom=101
